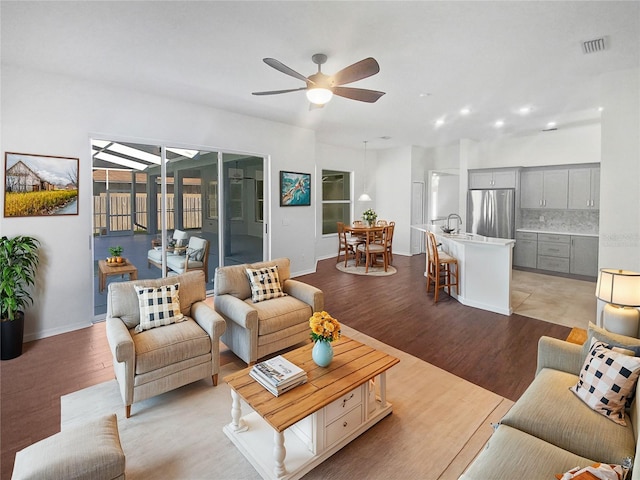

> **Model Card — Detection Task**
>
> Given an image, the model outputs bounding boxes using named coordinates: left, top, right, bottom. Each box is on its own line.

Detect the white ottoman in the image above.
left=12, top=414, right=125, bottom=480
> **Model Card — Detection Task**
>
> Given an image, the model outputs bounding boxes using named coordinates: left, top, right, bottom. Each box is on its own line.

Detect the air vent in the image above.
left=582, top=37, right=607, bottom=54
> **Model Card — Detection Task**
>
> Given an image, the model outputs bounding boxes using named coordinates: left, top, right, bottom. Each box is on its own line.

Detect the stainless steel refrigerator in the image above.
left=467, top=189, right=515, bottom=239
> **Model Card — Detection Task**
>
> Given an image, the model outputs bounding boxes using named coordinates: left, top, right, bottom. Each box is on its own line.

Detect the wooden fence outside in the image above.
left=93, top=193, right=202, bottom=235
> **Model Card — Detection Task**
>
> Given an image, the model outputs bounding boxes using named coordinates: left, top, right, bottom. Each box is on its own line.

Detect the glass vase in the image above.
left=312, top=340, right=334, bottom=367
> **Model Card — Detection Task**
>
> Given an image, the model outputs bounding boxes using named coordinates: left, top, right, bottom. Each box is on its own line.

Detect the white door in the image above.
left=411, top=182, right=425, bottom=254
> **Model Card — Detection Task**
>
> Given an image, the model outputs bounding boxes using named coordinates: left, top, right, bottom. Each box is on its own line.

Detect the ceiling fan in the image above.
left=252, top=53, right=385, bottom=106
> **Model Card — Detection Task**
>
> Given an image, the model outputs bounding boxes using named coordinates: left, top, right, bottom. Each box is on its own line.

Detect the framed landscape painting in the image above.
left=280, top=171, right=311, bottom=206
left=4, top=152, right=79, bottom=217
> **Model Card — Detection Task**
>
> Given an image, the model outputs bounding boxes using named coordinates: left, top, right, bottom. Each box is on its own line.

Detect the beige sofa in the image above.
left=213, top=258, right=323, bottom=365
left=106, top=270, right=226, bottom=417
left=462, top=323, right=640, bottom=479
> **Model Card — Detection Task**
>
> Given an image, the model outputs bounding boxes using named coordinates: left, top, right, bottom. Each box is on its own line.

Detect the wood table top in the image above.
left=224, top=336, right=400, bottom=432
left=98, top=259, right=137, bottom=272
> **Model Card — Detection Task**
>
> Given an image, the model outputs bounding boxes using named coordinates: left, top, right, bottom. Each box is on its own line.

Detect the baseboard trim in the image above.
left=24, top=320, right=93, bottom=342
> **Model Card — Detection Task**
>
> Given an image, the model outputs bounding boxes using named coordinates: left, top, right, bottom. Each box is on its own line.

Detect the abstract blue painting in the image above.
left=280, top=171, right=311, bottom=206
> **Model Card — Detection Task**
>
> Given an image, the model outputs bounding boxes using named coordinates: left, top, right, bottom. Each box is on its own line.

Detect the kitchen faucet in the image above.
left=447, top=213, right=463, bottom=233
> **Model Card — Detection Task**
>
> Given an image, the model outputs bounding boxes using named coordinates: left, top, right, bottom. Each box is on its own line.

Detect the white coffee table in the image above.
left=223, top=336, right=399, bottom=480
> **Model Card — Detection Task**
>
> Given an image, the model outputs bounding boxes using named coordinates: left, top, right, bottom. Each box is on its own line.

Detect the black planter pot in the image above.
left=1, top=311, right=25, bottom=360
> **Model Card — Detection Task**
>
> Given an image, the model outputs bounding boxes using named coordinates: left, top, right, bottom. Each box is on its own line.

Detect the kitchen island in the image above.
left=411, top=224, right=516, bottom=315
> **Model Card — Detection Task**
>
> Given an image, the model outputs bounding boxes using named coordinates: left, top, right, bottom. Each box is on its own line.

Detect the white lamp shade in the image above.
left=596, top=269, right=640, bottom=307
left=358, top=193, right=372, bottom=202
left=306, top=87, right=333, bottom=105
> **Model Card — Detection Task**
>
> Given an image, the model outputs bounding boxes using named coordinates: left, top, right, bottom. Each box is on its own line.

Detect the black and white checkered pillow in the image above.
left=246, top=266, right=286, bottom=303
left=571, top=340, right=640, bottom=426
left=134, top=283, right=185, bottom=332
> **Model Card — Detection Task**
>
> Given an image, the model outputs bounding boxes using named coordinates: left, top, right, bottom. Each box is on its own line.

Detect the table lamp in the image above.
left=596, top=269, right=640, bottom=338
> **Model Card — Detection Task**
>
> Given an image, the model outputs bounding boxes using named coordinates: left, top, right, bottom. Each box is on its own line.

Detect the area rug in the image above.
left=335, top=260, right=397, bottom=276
left=61, top=326, right=512, bottom=480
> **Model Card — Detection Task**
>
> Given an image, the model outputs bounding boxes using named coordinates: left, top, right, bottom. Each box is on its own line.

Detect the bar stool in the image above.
left=426, top=232, right=459, bottom=303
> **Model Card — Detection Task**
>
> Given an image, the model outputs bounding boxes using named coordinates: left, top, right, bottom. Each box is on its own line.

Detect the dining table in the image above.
left=343, top=224, right=385, bottom=271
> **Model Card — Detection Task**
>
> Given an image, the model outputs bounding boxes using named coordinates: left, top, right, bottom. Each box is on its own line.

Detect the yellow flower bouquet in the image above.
left=309, top=311, right=341, bottom=343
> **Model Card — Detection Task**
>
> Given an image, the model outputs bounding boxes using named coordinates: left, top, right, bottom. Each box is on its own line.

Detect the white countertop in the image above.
left=411, top=224, right=515, bottom=246
left=516, top=228, right=599, bottom=238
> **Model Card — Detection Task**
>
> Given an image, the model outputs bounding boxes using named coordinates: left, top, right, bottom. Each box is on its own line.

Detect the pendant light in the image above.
left=358, top=140, right=372, bottom=202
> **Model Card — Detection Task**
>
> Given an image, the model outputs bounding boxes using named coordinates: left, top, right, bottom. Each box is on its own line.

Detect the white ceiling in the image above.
left=2, top=1, right=639, bottom=150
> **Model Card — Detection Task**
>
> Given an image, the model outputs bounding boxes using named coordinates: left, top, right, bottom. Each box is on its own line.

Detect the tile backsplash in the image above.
left=519, top=209, right=599, bottom=234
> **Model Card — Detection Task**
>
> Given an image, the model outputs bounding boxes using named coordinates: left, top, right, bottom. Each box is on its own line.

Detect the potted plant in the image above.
left=108, top=245, right=124, bottom=264
left=362, top=208, right=377, bottom=227
left=0, top=235, right=40, bottom=360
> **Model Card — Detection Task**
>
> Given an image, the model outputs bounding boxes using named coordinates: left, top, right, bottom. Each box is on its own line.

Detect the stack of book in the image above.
left=250, top=355, right=307, bottom=396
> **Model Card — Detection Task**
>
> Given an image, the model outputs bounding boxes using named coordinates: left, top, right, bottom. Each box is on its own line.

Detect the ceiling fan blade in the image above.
left=332, top=57, right=380, bottom=86
left=263, top=58, right=312, bottom=84
left=252, top=87, right=307, bottom=96
left=333, top=86, right=386, bottom=103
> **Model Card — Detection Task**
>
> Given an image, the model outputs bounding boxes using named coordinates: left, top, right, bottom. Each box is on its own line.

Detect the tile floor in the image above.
left=511, top=269, right=597, bottom=329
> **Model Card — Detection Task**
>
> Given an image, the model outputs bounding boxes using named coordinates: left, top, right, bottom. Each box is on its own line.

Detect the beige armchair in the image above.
left=106, top=270, right=225, bottom=417
left=213, top=258, right=324, bottom=365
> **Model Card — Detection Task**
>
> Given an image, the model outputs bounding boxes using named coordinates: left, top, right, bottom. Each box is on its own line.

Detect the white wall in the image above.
left=471, top=123, right=601, bottom=169
left=376, top=146, right=413, bottom=256
left=1, top=65, right=318, bottom=341
left=598, top=68, right=640, bottom=272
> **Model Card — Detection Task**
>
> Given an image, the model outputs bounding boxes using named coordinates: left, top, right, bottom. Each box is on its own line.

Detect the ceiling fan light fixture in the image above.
left=306, top=87, right=333, bottom=105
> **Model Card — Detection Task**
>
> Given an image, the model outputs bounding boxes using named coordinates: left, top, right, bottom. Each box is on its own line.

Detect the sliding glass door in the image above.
left=221, top=153, right=265, bottom=265
left=92, top=140, right=265, bottom=317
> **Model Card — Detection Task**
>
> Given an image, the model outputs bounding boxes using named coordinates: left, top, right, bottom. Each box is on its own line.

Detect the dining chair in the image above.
left=426, top=231, right=459, bottom=303
left=356, top=226, right=390, bottom=273
left=376, top=219, right=388, bottom=226
left=351, top=219, right=367, bottom=241
left=336, top=222, right=361, bottom=266
left=385, top=222, right=395, bottom=264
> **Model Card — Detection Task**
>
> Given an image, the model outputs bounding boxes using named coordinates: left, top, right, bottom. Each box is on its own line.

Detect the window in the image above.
left=322, top=170, right=351, bottom=235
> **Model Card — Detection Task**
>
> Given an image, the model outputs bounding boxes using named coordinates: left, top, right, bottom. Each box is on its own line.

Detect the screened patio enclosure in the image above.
left=92, top=140, right=266, bottom=317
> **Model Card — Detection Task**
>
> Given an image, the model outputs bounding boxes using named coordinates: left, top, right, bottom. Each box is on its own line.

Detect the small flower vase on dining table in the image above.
left=312, top=340, right=333, bottom=367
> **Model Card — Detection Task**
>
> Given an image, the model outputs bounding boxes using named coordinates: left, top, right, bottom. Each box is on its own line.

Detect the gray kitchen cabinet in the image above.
left=514, top=231, right=537, bottom=268
left=570, top=235, right=599, bottom=277
left=520, top=169, right=568, bottom=209
left=537, top=233, right=570, bottom=273
left=469, top=169, right=517, bottom=189
left=568, top=167, right=600, bottom=210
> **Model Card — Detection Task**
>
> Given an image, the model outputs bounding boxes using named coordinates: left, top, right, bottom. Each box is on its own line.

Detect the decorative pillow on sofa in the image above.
left=185, top=247, right=204, bottom=262
left=555, top=463, right=625, bottom=480
left=134, top=283, right=185, bottom=333
left=246, top=266, right=286, bottom=303
left=571, top=340, right=640, bottom=426
left=582, top=322, right=640, bottom=359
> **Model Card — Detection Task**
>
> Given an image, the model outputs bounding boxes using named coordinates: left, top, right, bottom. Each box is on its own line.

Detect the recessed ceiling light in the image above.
left=518, top=106, right=533, bottom=115
left=419, top=93, right=432, bottom=98
left=435, top=118, right=445, bottom=128
left=460, top=107, right=471, bottom=116
left=494, top=120, right=505, bottom=128
left=598, top=106, right=604, bottom=112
